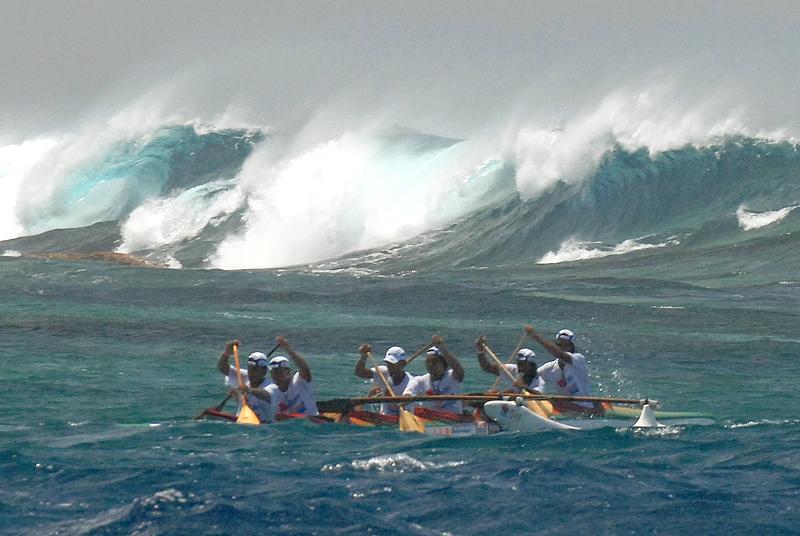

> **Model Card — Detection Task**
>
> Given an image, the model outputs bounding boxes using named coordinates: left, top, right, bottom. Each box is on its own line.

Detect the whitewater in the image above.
left=4, top=85, right=798, bottom=272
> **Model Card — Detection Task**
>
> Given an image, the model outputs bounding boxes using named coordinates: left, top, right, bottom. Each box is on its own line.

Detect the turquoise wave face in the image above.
left=338, top=137, right=800, bottom=276
left=23, top=125, right=263, bottom=235
left=5, top=132, right=800, bottom=276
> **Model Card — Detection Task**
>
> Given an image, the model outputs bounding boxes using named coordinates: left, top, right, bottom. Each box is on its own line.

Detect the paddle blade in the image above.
left=526, top=400, right=552, bottom=419
left=236, top=401, right=261, bottom=425
left=399, top=408, right=426, bottom=433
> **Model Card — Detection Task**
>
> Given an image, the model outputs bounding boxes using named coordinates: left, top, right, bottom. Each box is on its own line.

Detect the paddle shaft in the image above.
left=233, top=344, right=245, bottom=388
left=365, top=352, right=425, bottom=433
left=215, top=395, right=232, bottom=411
left=489, top=332, right=528, bottom=391
left=482, top=342, right=553, bottom=418
left=365, top=352, right=399, bottom=397
left=232, top=344, right=261, bottom=425
left=483, top=342, right=533, bottom=394
left=404, top=342, right=431, bottom=366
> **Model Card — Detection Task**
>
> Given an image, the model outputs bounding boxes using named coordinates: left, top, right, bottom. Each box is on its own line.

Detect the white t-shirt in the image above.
left=499, top=363, right=545, bottom=393
left=369, top=365, right=413, bottom=415
left=536, top=353, right=592, bottom=406
left=403, top=369, right=463, bottom=413
left=225, top=366, right=273, bottom=422
left=264, top=371, right=318, bottom=420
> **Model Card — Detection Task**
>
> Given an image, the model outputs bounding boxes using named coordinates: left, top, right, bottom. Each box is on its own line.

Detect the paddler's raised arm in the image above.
left=355, top=343, right=373, bottom=379
left=234, top=383, right=271, bottom=402
left=475, top=336, right=500, bottom=375
left=217, top=339, right=239, bottom=375
left=432, top=335, right=465, bottom=382
left=527, top=325, right=572, bottom=364
left=276, top=336, right=312, bottom=382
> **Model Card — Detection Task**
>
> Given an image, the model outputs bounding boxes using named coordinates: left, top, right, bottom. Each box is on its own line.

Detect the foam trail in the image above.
left=538, top=237, right=672, bottom=265
left=736, top=205, right=798, bottom=231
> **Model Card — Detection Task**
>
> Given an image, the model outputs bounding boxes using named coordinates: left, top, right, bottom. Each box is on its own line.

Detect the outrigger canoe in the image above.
left=198, top=404, right=501, bottom=437
left=196, top=393, right=716, bottom=434
left=483, top=399, right=716, bottom=432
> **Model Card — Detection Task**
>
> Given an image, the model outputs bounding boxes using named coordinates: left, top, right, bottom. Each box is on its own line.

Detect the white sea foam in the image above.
left=321, top=453, right=466, bottom=473
left=506, top=85, right=751, bottom=198
left=0, top=138, right=60, bottom=240
left=1, top=250, right=22, bottom=257
left=736, top=204, right=798, bottom=231
left=218, top=312, right=275, bottom=321
left=118, top=179, right=245, bottom=254
left=164, top=256, right=183, bottom=270
left=726, top=419, right=800, bottom=429
left=537, top=237, right=673, bottom=264
left=209, top=130, right=500, bottom=269
left=625, top=426, right=683, bottom=437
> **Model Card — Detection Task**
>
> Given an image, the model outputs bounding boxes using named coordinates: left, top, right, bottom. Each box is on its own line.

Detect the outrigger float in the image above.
left=196, top=393, right=716, bottom=436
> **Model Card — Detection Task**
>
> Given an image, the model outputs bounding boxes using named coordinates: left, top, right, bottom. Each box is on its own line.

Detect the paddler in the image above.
left=527, top=325, right=596, bottom=413
left=260, top=336, right=319, bottom=420
left=403, top=335, right=465, bottom=414
left=475, top=336, right=544, bottom=393
left=216, top=339, right=273, bottom=422
left=354, top=344, right=414, bottom=415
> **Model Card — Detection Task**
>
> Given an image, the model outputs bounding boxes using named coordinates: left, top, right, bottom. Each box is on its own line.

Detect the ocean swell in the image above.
left=3, top=91, right=800, bottom=271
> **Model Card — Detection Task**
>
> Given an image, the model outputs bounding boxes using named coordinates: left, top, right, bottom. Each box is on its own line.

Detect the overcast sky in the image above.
left=2, top=1, right=799, bottom=139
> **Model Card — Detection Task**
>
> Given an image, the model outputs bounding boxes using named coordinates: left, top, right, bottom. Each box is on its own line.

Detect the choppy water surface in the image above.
left=2, top=254, right=799, bottom=535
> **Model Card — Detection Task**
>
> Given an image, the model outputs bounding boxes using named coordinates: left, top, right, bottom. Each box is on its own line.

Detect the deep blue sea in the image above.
left=2, top=127, right=800, bottom=534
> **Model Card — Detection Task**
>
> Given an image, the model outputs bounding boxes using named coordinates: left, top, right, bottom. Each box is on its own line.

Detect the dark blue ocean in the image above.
left=2, top=127, right=800, bottom=535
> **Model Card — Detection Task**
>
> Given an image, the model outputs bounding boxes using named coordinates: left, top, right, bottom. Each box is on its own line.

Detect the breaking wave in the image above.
left=2, top=88, right=800, bottom=271
left=537, top=237, right=674, bottom=265
left=736, top=204, right=798, bottom=231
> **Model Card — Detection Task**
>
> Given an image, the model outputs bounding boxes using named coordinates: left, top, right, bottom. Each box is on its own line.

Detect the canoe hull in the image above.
left=483, top=400, right=716, bottom=432
left=483, top=401, right=581, bottom=431
left=197, top=407, right=500, bottom=436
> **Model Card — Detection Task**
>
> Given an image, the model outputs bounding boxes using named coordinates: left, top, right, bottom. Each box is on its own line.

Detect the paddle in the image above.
left=365, top=351, right=426, bottom=433
left=488, top=331, right=529, bottom=392
left=195, top=342, right=281, bottom=420
left=232, top=343, right=261, bottom=425
left=193, top=394, right=232, bottom=419
left=482, top=342, right=553, bottom=418
left=404, top=342, right=432, bottom=366
left=317, top=394, right=653, bottom=413
left=213, top=395, right=232, bottom=411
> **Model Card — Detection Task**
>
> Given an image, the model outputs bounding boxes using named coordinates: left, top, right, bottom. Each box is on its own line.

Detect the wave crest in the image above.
left=537, top=237, right=673, bottom=264
left=736, top=204, right=798, bottom=231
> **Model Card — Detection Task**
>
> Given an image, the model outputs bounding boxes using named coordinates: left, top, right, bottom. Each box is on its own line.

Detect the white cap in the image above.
left=516, top=348, right=536, bottom=363
left=247, top=351, right=269, bottom=367
left=556, top=329, right=576, bottom=342
left=268, top=355, right=291, bottom=370
left=427, top=346, right=444, bottom=357
left=383, top=346, right=407, bottom=364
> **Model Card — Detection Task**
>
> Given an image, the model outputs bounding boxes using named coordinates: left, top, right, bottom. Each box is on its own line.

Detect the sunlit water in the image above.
left=2, top=254, right=798, bottom=535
